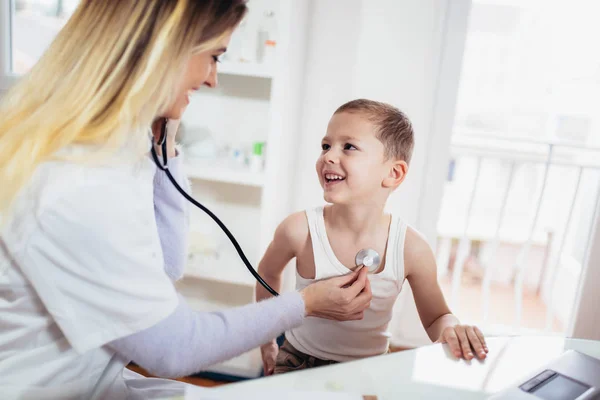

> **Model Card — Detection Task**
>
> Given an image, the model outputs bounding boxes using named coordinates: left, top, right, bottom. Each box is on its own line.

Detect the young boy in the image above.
left=256, top=99, right=488, bottom=375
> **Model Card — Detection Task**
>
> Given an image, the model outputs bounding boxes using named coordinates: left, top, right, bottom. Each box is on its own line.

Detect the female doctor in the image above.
left=0, top=1, right=372, bottom=399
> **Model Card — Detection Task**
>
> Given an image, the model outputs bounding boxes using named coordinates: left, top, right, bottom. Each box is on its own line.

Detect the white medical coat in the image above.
left=0, top=151, right=196, bottom=399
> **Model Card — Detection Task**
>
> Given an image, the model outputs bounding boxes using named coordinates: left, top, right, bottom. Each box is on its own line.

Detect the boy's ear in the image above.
left=382, top=160, right=408, bottom=189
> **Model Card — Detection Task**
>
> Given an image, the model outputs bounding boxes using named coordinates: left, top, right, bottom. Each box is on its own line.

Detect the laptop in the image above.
left=490, top=350, right=600, bottom=400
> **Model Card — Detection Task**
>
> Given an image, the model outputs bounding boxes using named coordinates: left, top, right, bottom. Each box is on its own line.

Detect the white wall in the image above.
left=292, top=0, right=449, bottom=223
left=291, top=0, right=469, bottom=346
left=290, top=0, right=363, bottom=210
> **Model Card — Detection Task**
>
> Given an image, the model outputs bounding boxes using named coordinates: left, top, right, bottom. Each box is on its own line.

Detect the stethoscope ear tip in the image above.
left=156, top=118, right=168, bottom=146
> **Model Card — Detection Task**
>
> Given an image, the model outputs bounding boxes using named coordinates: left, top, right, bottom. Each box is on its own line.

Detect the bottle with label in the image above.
left=256, top=11, right=277, bottom=65
left=225, top=17, right=251, bottom=63
left=250, top=141, right=265, bottom=172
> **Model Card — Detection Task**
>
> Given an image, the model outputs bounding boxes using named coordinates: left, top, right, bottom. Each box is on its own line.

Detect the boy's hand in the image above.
left=260, top=341, right=279, bottom=376
left=436, top=325, right=488, bottom=360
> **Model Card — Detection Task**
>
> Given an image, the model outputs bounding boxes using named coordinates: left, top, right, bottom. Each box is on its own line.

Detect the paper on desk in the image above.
left=185, top=385, right=364, bottom=400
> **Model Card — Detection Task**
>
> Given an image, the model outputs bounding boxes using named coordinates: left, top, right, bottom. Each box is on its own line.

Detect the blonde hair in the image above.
left=0, top=0, right=247, bottom=216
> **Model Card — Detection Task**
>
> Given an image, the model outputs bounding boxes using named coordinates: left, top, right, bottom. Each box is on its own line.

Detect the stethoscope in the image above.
left=151, top=119, right=382, bottom=297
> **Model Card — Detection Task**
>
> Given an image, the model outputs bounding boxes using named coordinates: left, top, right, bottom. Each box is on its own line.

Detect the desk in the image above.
left=210, top=336, right=600, bottom=399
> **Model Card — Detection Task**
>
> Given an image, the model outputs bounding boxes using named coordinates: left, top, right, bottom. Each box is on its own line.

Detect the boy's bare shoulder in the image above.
left=275, top=211, right=310, bottom=250
left=403, top=226, right=436, bottom=276
left=404, top=227, right=431, bottom=253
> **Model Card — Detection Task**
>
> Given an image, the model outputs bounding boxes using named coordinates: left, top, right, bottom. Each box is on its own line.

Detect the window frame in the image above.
left=0, top=1, right=18, bottom=91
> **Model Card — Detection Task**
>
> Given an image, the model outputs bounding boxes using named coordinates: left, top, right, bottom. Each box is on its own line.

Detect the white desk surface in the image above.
left=208, top=336, right=600, bottom=399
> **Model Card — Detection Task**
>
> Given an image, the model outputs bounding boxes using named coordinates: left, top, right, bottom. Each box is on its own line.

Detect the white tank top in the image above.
left=286, top=206, right=407, bottom=362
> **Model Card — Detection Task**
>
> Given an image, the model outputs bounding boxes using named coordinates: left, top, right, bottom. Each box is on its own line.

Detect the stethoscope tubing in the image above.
left=151, top=119, right=279, bottom=297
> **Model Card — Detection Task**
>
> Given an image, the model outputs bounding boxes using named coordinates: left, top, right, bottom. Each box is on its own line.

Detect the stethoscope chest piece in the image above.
left=355, top=248, right=381, bottom=273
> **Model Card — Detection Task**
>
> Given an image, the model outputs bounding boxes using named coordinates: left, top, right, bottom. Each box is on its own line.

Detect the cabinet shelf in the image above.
left=184, top=250, right=257, bottom=287
left=218, top=61, right=274, bottom=79
left=184, top=158, right=265, bottom=187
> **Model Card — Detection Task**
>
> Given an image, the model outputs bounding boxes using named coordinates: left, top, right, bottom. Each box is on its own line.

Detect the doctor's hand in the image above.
left=436, top=325, right=488, bottom=360
left=300, top=266, right=372, bottom=321
left=152, top=118, right=181, bottom=158
left=260, top=340, right=279, bottom=376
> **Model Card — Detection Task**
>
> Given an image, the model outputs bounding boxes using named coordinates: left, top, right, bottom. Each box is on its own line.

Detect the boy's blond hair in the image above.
left=334, top=99, right=414, bottom=164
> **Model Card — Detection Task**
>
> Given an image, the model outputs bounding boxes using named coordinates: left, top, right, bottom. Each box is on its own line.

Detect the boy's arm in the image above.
left=256, top=212, right=307, bottom=375
left=255, top=212, right=307, bottom=302
left=404, top=228, right=488, bottom=360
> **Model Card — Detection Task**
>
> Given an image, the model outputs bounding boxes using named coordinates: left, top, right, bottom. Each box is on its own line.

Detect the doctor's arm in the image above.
left=404, top=228, right=488, bottom=360
left=108, top=273, right=371, bottom=378
left=108, top=293, right=305, bottom=378
left=23, top=155, right=371, bottom=379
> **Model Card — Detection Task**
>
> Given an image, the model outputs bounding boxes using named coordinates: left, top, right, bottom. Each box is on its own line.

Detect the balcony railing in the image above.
left=436, top=133, right=600, bottom=334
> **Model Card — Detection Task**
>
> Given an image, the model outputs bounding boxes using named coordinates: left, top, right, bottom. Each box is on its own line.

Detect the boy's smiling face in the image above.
left=316, top=111, right=404, bottom=205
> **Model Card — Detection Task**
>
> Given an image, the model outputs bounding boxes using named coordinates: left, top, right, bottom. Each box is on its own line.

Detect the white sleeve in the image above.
left=153, top=153, right=190, bottom=281
left=18, top=178, right=179, bottom=354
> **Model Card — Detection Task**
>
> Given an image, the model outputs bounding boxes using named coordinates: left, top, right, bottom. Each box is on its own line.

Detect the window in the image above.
left=435, top=0, right=600, bottom=336
left=0, top=0, right=79, bottom=89
left=11, top=0, right=79, bottom=73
